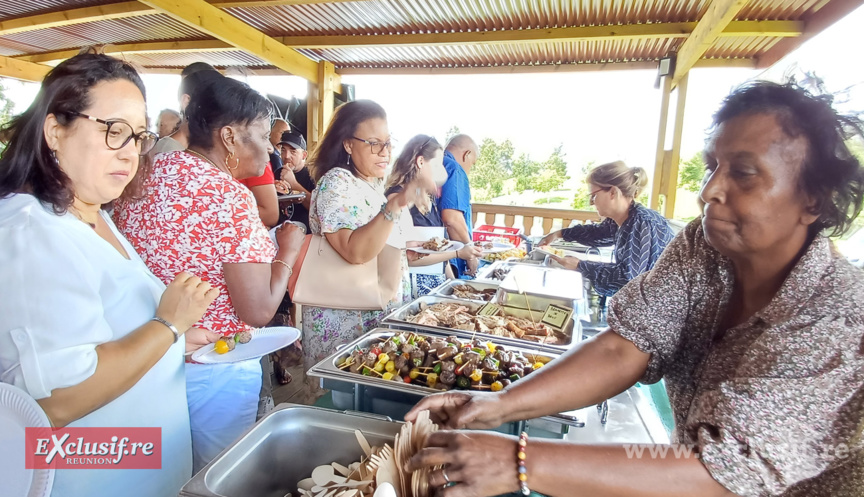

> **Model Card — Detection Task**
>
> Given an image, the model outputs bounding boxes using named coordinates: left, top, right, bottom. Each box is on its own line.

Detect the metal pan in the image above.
left=307, top=329, right=585, bottom=428
left=382, top=295, right=578, bottom=350
left=428, top=279, right=501, bottom=302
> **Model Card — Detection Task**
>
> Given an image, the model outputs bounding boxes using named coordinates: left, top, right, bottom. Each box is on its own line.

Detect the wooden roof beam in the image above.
left=0, top=54, right=52, bottom=82
left=15, top=40, right=235, bottom=64
left=138, top=0, right=327, bottom=84
left=0, top=0, right=364, bottom=36
left=671, top=0, right=749, bottom=88
left=0, top=2, right=151, bottom=36
left=278, top=20, right=801, bottom=48
left=335, top=58, right=755, bottom=76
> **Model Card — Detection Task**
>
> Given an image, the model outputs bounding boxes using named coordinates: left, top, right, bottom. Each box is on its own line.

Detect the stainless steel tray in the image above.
left=180, top=404, right=401, bottom=497
left=308, top=328, right=560, bottom=396
left=307, top=329, right=585, bottom=429
left=496, top=265, right=587, bottom=315
left=382, top=295, right=578, bottom=350
left=428, top=279, right=500, bottom=302
left=475, top=260, right=543, bottom=282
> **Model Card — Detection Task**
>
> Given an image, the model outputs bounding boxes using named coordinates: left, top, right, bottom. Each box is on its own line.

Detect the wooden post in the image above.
left=664, top=72, right=689, bottom=218
left=317, top=61, right=336, bottom=144
left=651, top=76, right=673, bottom=211
left=306, top=80, right=320, bottom=152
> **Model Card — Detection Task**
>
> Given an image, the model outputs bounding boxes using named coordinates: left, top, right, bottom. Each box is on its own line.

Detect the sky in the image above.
left=2, top=4, right=862, bottom=181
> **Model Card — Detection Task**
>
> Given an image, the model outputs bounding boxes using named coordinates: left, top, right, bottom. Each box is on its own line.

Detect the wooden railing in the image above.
left=471, top=203, right=601, bottom=236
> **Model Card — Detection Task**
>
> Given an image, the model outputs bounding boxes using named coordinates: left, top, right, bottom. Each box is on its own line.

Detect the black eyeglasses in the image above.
left=352, top=136, right=392, bottom=155
left=68, top=112, right=158, bottom=155
left=589, top=187, right=610, bottom=205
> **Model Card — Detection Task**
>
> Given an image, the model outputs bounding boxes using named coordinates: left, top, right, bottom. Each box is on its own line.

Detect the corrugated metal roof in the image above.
left=121, top=49, right=269, bottom=69
left=0, top=0, right=859, bottom=77
left=229, top=0, right=711, bottom=37
left=0, top=14, right=202, bottom=52
left=301, top=37, right=682, bottom=68
left=0, top=0, right=104, bottom=20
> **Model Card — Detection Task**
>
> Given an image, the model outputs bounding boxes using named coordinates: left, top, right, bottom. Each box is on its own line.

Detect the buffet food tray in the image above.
left=496, top=265, right=587, bottom=316
left=474, top=260, right=545, bottom=282
left=382, top=295, right=578, bottom=351
left=427, top=279, right=501, bottom=302
left=307, top=329, right=586, bottom=430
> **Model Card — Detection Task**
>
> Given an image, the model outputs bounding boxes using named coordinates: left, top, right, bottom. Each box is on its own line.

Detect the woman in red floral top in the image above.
left=115, top=75, right=303, bottom=472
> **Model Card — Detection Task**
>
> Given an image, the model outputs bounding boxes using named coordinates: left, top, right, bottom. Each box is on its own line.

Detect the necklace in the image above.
left=186, top=148, right=229, bottom=175
left=69, top=206, right=97, bottom=230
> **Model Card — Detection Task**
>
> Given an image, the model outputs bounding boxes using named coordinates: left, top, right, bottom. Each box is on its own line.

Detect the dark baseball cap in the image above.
left=278, top=130, right=306, bottom=151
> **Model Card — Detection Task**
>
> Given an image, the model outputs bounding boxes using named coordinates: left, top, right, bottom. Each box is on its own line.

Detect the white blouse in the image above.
left=0, top=194, right=192, bottom=497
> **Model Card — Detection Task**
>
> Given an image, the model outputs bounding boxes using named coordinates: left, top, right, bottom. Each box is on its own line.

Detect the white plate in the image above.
left=192, top=327, right=301, bottom=364
left=479, top=241, right=515, bottom=254
left=0, top=383, right=54, bottom=497
left=410, top=241, right=464, bottom=255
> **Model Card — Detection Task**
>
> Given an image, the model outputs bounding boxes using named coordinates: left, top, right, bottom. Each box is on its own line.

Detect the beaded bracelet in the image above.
left=517, top=431, right=530, bottom=496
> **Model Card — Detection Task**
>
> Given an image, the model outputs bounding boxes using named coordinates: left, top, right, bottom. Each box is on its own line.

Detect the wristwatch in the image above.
left=380, top=202, right=400, bottom=223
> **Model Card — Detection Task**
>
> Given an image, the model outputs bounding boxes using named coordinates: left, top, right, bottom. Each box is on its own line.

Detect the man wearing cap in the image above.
left=276, top=130, right=315, bottom=232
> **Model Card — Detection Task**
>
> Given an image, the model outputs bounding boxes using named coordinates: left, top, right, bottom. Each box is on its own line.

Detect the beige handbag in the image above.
left=290, top=234, right=403, bottom=311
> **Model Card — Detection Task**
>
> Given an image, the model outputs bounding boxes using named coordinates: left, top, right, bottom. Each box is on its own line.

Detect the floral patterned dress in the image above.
left=301, top=167, right=412, bottom=376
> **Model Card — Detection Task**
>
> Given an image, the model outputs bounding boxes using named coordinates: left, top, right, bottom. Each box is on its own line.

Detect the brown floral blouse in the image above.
left=608, top=219, right=864, bottom=496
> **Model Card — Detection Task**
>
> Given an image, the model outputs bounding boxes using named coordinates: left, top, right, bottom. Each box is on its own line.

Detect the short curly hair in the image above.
left=713, top=81, right=864, bottom=237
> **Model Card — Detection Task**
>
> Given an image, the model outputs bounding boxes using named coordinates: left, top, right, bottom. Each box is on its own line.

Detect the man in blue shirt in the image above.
left=439, top=134, right=479, bottom=277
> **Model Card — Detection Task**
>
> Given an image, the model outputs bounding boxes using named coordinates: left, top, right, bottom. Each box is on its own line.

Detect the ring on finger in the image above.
left=442, top=468, right=450, bottom=484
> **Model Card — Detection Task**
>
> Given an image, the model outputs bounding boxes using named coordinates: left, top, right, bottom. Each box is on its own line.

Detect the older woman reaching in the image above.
left=0, top=54, right=216, bottom=497
left=114, top=75, right=304, bottom=472
left=406, top=81, right=864, bottom=496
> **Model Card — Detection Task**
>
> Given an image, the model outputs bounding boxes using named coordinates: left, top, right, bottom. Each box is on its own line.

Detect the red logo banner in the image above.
left=25, top=427, right=161, bottom=470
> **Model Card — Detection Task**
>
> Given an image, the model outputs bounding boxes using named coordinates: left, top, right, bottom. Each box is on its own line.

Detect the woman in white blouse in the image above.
left=0, top=54, right=216, bottom=497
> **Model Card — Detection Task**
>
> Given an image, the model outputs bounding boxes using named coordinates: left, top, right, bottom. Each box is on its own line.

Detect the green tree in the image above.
left=849, top=137, right=864, bottom=165
left=534, top=145, right=570, bottom=194
left=444, top=126, right=461, bottom=144
left=678, top=152, right=706, bottom=193
left=469, top=138, right=514, bottom=202
left=571, top=161, right=595, bottom=210
left=511, top=153, right=539, bottom=193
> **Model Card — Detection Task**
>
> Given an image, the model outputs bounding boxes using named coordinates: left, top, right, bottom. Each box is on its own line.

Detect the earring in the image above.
left=225, top=151, right=239, bottom=170
left=51, top=150, right=59, bottom=165
left=346, top=154, right=352, bottom=166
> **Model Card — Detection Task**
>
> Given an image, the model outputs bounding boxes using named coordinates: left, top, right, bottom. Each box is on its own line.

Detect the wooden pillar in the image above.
left=306, top=80, right=320, bottom=152
left=317, top=60, right=336, bottom=142
left=665, top=72, right=689, bottom=218
left=650, top=76, right=673, bottom=212
left=650, top=71, right=689, bottom=218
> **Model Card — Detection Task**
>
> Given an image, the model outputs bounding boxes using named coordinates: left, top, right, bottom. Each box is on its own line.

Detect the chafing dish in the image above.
left=496, top=265, right=589, bottom=318
left=307, top=329, right=586, bottom=435
left=427, top=279, right=500, bottom=302
left=474, top=260, right=543, bottom=282
left=180, top=404, right=401, bottom=497
left=382, top=295, right=579, bottom=350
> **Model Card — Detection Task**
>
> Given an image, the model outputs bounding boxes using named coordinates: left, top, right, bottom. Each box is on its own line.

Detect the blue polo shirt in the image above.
left=438, top=150, right=473, bottom=276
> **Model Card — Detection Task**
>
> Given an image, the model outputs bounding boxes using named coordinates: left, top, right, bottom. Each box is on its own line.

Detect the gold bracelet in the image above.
left=273, top=259, right=293, bottom=277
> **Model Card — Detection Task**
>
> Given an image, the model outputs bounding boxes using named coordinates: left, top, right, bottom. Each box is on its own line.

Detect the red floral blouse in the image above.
left=114, top=151, right=276, bottom=336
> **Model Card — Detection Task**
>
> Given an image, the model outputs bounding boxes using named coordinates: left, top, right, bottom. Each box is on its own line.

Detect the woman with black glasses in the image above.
left=538, top=161, right=674, bottom=296
left=0, top=54, right=216, bottom=497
